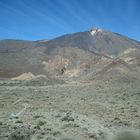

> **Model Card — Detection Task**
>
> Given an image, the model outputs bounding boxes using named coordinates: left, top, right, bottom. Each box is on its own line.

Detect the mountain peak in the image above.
left=90, top=27, right=103, bottom=36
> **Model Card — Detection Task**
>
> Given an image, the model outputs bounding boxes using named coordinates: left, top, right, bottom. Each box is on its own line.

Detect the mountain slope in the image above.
left=0, top=28, right=140, bottom=79
left=38, top=28, right=140, bottom=56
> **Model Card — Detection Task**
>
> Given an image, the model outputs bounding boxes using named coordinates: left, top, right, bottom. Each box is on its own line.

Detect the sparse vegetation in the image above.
left=0, top=29, right=140, bottom=140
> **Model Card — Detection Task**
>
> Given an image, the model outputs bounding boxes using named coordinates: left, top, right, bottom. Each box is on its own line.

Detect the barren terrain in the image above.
left=0, top=28, right=140, bottom=140
left=0, top=78, right=140, bottom=140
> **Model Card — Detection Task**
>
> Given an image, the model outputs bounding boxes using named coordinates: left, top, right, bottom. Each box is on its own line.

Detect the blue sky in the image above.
left=0, top=0, right=140, bottom=41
